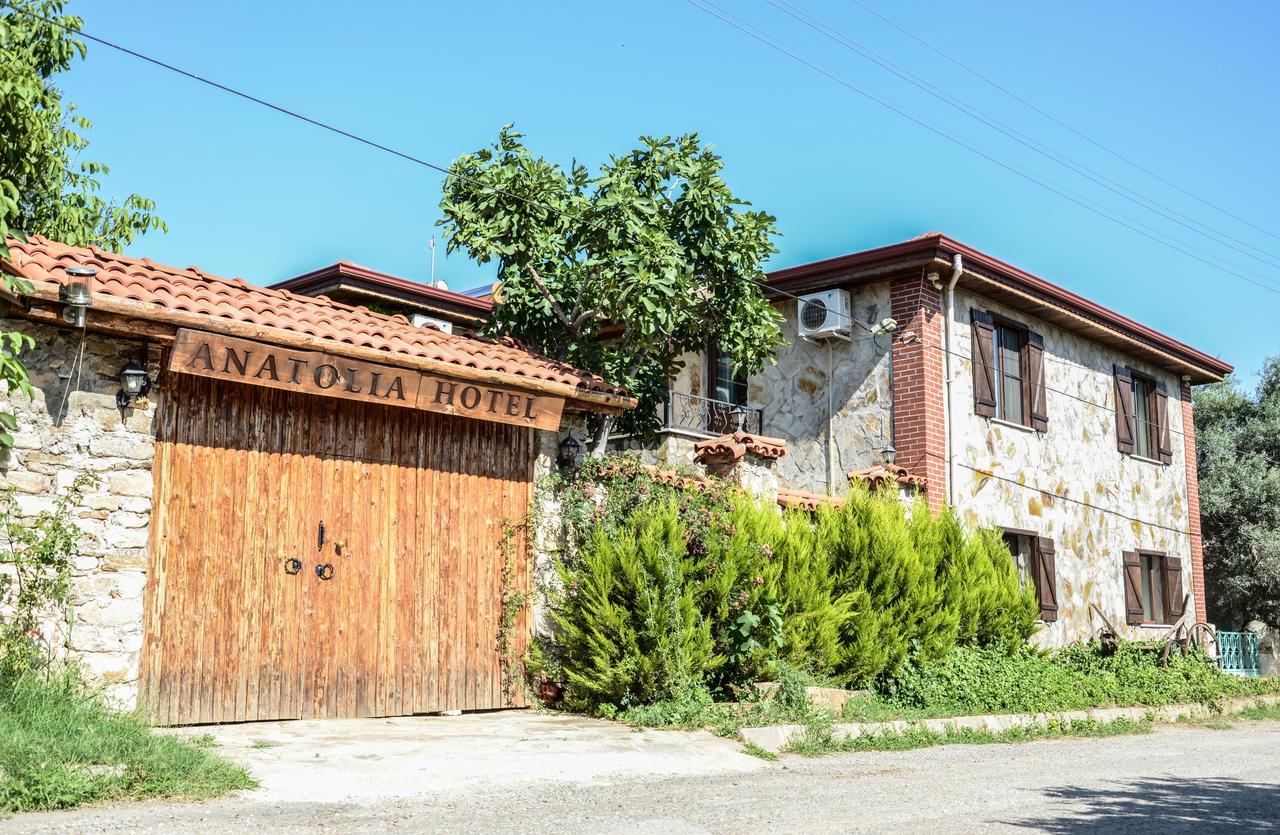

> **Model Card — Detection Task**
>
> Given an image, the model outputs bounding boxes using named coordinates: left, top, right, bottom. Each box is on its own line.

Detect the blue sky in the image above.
left=59, top=0, right=1280, bottom=382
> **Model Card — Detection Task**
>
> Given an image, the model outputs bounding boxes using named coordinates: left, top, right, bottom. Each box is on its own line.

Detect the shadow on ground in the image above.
left=1013, top=777, right=1280, bottom=833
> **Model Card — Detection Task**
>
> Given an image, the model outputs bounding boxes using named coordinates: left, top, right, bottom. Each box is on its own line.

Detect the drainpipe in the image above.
left=939, top=253, right=963, bottom=507
left=827, top=340, right=836, bottom=496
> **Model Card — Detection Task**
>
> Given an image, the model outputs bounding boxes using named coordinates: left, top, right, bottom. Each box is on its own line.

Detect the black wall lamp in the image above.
left=881, top=443, right=897, bottom=466
left=557, top=434, right=582, bottom=471
left=116, top=359, right=151, bottom=408
left=59, top=266, right=96, bottom=328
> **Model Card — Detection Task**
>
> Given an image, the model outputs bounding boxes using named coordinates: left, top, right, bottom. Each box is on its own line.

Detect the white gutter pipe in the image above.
left=941, top=253, right=963, bottom=507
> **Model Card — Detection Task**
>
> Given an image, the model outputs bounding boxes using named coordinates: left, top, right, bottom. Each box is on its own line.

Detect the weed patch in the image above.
left=0, top=674, right=255, bottom=815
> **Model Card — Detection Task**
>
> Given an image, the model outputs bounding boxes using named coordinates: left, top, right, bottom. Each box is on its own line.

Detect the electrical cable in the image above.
left=847, top=0, right=1280, bottom=246
left=769, top=0, right=1280, bottom=275
left=684, top=0, right=1280, bottom=298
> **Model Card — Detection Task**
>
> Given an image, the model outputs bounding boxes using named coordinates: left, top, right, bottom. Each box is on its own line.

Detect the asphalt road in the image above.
left=8, top=718, right=1279, bottom=833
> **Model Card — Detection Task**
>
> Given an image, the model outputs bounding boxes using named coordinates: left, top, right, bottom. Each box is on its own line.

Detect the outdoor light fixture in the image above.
left=116, top=359, right=151, bottom=409
left=557, top=434, right=582, bottom=471
left=881, top=443, right=897, bottom=466
left=59, top=266, right=96, bottom=328
left=730, top=404, right=748, bottom=432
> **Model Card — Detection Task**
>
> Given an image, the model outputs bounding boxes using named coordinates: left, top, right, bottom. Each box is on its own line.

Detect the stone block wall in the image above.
left=0, top=320, right=159, bottom=707
left=749, top=282, right=893, bottom=495
left=948, top=288, right=1198, bottom=646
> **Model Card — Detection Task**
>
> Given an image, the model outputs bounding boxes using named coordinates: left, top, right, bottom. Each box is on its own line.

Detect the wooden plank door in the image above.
left=142, top=376, right=312, bottom=724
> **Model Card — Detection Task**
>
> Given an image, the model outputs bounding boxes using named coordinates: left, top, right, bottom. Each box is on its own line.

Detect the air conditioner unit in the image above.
left=411, top=313, right=453, bottom=334
left=796, top=289, right=853, bottom=340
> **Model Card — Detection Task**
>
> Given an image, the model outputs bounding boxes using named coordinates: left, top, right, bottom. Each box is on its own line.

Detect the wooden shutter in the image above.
left=1154, top=382, right=1174, bottom=465
left=971, top=309, right=997, bottom=418
left=1114, top=366, right=1136, bottom=455
left=1025, top=331, right=1048, bottom=432
left=1122, top=551, right=1144, bottom=625
left=1163, top=556, right=1186, bottom=621
left=1033, top=536, right=1058, bottom=622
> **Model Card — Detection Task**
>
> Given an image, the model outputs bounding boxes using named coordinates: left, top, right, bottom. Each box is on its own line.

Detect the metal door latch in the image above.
left=317, top=520, right=326, bottom=551
left=315, top=563, right=335, bottom=581
left=283, top=557, right=302, bottom=575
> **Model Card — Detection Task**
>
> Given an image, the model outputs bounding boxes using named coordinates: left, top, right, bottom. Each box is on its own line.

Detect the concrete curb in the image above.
left=739, top=693, right=1280, bottom=753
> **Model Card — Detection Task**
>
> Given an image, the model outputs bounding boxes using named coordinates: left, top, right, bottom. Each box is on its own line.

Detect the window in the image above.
left=1130, top=374, right=1155, bottom=459
left=1002, top=531, right=1033, bottom=583
left=993, top=324, right=1026, bottom=425
left=971, top=310, right=1048, bottom=431
left=709, top=346, right=748, bottom=408
left=1114, top=366, right=1172, bottom=463
left=1002, top=529, right=1058, bottom=622
left=706, top=345, right=749, bottom=434
left=1122, top=551, right=1186, bottom=626
left=1140, top=553, right=1165, bottom=623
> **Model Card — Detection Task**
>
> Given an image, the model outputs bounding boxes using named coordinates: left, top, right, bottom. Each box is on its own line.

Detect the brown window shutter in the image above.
left=1025, top=331, right=1049, bottom=432
left=1154, top=382, right=1174, bottom=465
left=1114, top=365, right=1136, bottom=455
left=1033, top=536, right=1058, bottom=621
left=1122, top=551, right=1144, bottom=625
left=1163, top=556, right=1186, bottom=621
left=971, top=309, right=997, bottom=418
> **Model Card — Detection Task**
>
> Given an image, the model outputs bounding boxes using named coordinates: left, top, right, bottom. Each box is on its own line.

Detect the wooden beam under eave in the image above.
left=15, top=302, right=179, bottom=343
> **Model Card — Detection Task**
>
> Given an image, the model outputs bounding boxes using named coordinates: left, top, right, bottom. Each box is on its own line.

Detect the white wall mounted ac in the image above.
left=411, top=313, right=453, bottom=334
left=796, top=289, right=853, bottom=340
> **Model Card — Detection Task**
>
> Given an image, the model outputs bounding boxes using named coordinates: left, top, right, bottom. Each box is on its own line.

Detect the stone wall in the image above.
left=948, top=288, right=1197, bottom=647
left=749, top=282, right=893, bottom=495
left=0, top=320, right=159, bottom=707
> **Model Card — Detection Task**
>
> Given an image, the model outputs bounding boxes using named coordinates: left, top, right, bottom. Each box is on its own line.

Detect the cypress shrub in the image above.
left=548, top=501, right=714, bottom=710
left=540, top=457, right=1042, bottom=707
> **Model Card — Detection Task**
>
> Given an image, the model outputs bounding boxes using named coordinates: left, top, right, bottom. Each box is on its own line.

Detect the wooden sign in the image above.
left=169, top=330, right=564, bottom=430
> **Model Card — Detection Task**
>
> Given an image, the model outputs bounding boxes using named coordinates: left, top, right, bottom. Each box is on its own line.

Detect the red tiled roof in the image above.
left=775, top=487, right=844, bottom=511
left=692, top=431, right=788, bottom=464
left=766, top=233, right=1233, bottom=383
left=847, top=464, right=927, bottom=489
left=272, top=261, right=495, bottom=318
left=3, top=236, right=631, bottom=403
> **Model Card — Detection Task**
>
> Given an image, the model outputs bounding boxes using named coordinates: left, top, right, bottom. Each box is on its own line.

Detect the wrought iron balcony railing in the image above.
left=662, top=390, right=763, bottom=437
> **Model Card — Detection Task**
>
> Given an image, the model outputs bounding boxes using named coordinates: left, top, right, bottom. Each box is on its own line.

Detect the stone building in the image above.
left=0, top=236, right=629, bottom=717
left=645, top=233, right=1230, bottom=646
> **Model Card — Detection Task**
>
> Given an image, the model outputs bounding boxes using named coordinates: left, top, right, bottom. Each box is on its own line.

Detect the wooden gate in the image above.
left=140, top=375, right=533, bottom=724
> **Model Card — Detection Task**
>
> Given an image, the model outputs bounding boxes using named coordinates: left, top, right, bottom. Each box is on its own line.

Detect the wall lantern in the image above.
left=729, top=404, right=748, bottom=432
left=59, top=266, right=96, bottom=328
left=557, top=434, right=582, bottom=471
left=881, top=443, right=897, bottom=466
left=116, top=359, right=151, bottom=408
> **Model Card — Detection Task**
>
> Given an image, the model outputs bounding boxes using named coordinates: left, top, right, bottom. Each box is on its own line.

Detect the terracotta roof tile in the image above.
left=775, top=487, right=844, bottom=511
left=847, top=464, right=928, bottom=489
left=6, top=236, right=628, bottom=399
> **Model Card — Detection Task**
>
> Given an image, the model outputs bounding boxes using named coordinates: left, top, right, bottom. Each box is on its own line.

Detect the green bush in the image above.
left=544, top=501, right=715, bottom=711
left=540, top=459, right=1040, bottom=707
left=885, top=642, right=1280, bottom=716
left=0, top=672, right=255, bottom=813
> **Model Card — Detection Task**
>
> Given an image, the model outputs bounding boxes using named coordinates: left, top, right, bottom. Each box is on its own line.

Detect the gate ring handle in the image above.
left=316, top=562, right=335, bottom=581
left=283, top=558, right=302, bottom=575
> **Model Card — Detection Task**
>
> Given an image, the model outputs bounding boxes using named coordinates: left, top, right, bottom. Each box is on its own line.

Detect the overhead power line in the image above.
left=848, top=0, right=1280, bottom=246
left=685, top=0, right=1280, bottom=298
left=769, top=0, right=1280, bottom=275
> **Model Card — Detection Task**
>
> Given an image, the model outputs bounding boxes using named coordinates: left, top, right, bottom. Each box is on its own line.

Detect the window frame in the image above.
left=1001, top=527, right=1043, bottom=610
left=1128, top=370, right=1159, bottom=462
left=707, top=343, right=748, bottom=408
left=989, top=314, right=1032, bottom=429
left=1137, top=550, right=1169, bottom=625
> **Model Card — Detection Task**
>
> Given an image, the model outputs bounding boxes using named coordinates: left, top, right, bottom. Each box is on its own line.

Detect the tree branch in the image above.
left=526, top=266, right=577, bottom=333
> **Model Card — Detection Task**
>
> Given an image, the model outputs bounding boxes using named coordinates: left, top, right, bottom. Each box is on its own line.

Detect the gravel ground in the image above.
left=6, top=719, right=1279, bottom=833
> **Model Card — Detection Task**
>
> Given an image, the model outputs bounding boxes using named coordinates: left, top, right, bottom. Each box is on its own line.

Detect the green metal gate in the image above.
left=1217, top=631, right=1261, bottom=677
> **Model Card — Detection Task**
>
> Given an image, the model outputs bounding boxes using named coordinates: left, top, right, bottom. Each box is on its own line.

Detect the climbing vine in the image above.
left=496, top=517, right=531, bottom=706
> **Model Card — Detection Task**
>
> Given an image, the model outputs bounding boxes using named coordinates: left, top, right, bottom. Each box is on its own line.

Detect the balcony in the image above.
left=662, top=390, right=763, bottom=437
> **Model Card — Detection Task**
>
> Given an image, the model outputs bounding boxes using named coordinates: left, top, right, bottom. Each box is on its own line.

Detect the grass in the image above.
left=1231, top=701, right=1280, bottom=721
left=782, top=715, right=1153, bottom=757
left=0, top=673, right=256, bottom=815
left=740, top=741, right=778, bottom=761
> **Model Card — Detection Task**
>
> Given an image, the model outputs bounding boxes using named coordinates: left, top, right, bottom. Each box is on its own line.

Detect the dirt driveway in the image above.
left=7, top=714, right=1280, bottom=833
